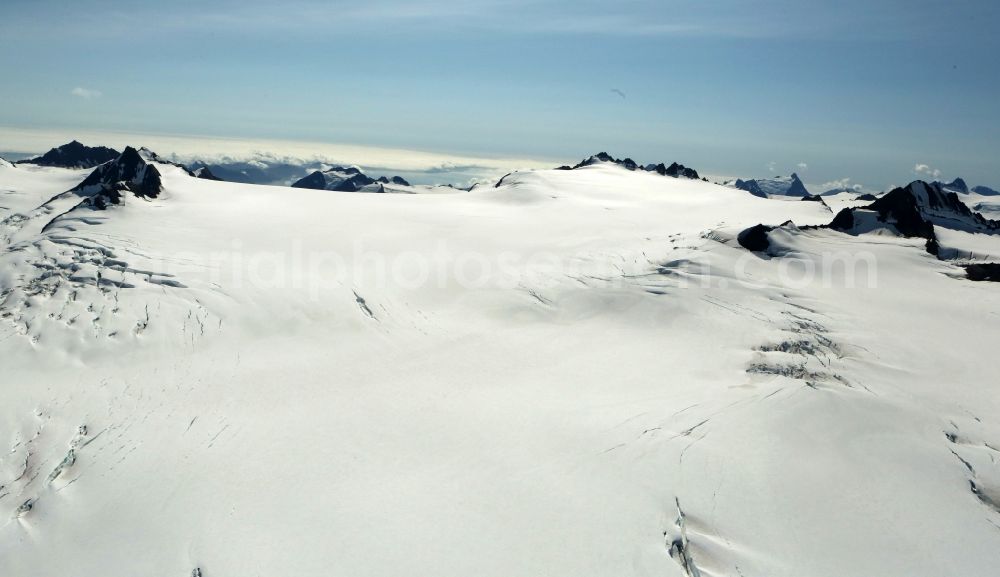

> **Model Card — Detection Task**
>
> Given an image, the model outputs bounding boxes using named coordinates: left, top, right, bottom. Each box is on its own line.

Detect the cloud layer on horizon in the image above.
left=0, top=127, right=559, bottom=185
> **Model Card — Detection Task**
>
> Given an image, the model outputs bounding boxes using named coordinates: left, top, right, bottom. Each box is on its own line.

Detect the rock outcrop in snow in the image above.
left=18, top=140, right=120, bottom=169
left=833, top=180, right=999, bottom=235
left=563, top=152, right=701, bottom=179
left=741, top=180, right=1000, bottom=256
left=72, top=147, right=166, bottom=208
left=193, top=166, right=223, bottom=181
left=291, top=166, right=409, bottom=192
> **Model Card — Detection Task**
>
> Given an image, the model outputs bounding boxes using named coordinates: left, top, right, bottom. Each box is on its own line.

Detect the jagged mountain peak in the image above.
left=935, top=177, right=969, bottom=194
left=566, top=152, right=701, bottom=179
left=739, top=179, right=1000, bottom=257
left=825, top=179, right=997, bottom=254
left=192, top=166, right=223, bottom=181
left=18, top=140, right=120, bottom=169
left=291, top=165, right=409, bottom=192
left=72, top=146, right=166, bottom=208
left=972, top=185, right=999, bottom=196
left=730, top=173, right=810, bottom=198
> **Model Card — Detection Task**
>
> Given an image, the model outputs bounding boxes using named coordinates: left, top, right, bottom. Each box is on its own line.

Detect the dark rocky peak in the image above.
left=19, top=140, right=120, bottom=169
left=193, top=166, right=223, bottom=181
left=972, top=185, right=999, bottom=196
left=646, top=162, right=699, bottom=179
left=571, top=152, right=633, bottom=170
left=376, top=175, right=412, bottom=186
left=786, top=174, right=809, bottom=197
left=733, top=178, right=766, bottom=198
left=740, top=181, right=1000, bottom=261
left=292, top=171, right=328, bottom=190
left=825, top=180, right=998, bottom=256
left=732, top=174, right=809, bottom=198
left=936, top=177, right=969, bottom=193
left=291, top=165, right=405, bottom=192
left=72, top=146, right=164, bottom=209
left=664, top=162, right=700, bottom=179
left=830, top=185, right=936, bottom=240
left=569, top=153, right=701, bottom=179
left=904, top=180, right=999, bottom=232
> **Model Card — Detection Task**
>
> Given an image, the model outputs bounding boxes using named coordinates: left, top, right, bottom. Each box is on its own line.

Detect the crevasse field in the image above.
left=2, top=155, right=999, bottom=577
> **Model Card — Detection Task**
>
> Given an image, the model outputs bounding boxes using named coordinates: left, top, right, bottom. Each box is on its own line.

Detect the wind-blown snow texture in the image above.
left=1, top=153, right=999, bottom=577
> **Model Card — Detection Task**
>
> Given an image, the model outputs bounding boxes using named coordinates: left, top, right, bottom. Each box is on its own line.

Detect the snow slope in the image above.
left=1, top=158, right=999, bottom=577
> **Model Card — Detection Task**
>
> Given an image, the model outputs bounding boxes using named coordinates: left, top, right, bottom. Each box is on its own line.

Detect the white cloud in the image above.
left=797, top=162, right=808, bottom=171
left=818, top=177, right=864, bottom=192
left=766, top=161, right=777, bottom=173
left=914, top=163, right=941, bottom=179
left=71, top=87, right=102, bottom=99
left=0, top=126, right=558, bottom=177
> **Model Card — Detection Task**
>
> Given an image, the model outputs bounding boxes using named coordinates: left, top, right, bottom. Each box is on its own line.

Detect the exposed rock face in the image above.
left=801, top=194, right=827, bottom=204
left=965, top=263, right=1000, bottom=282
left=193, top=166, right=223, bottom=181
left=972, top=185, right=1000, bottom=196
left=572, top=152, right=620, bottom=169
left=569, top=153, right=701, bottom=179
left=19, top=140, right=120, bottom=169
left=747, top=180, right=1000, bottom=258
left=377, top=175, right=411, bottom=186
left=649, top=162, right=700, bottom=179
left=291, top=166, right=405, bottom=192
left=740, top=180, right=1000, bottom=259
left=737, top=223, right=775, bottom=252
left=936, top=178, right=969, bottom=194
left=733, top=178, right=766, bottom=198
left=732, top=173, right=809, bottom=198
left=856, top=193, right=878, bottom=201
left=73, top=146, right=164, bottom=209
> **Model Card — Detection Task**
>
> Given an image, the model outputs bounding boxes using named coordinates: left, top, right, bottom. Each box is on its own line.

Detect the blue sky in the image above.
left=1, top=0, right=998, bottom=190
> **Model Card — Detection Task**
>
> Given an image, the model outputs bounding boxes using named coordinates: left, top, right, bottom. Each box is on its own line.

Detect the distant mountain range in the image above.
left=10, top=141, right=1000, bottom=213
left=292, top=166, right=410, bottom=192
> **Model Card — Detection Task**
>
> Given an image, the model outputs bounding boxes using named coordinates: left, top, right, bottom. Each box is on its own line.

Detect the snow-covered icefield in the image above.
left=2, top=156, right=999, bottom=576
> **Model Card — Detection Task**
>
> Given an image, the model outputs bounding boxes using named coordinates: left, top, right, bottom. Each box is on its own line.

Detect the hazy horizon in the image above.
left=2, top=0, right=998, bottom=190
